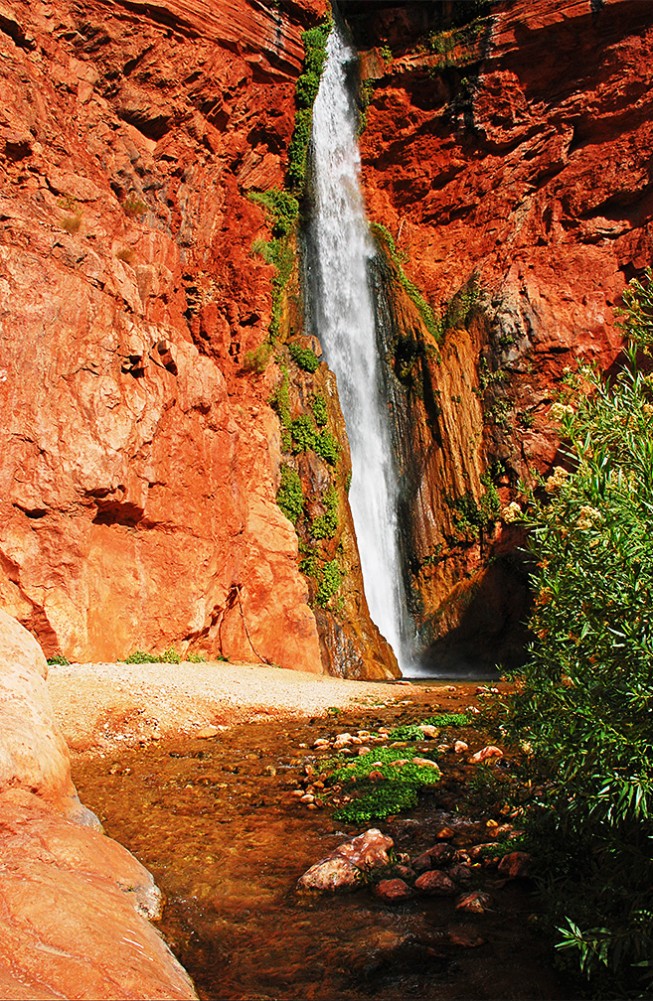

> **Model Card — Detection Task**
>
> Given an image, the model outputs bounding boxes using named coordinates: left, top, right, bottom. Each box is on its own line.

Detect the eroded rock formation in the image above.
left=348, top=0, right=653, bottom=670
left=0, top=0, right=397, bottom=676
left=0, top=609, right=197, bottom=999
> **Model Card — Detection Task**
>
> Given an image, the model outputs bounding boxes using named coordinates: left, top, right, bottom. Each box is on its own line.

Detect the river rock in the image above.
left=297, top=829, right=394, bottom=893
left=456, top=890, right=493, bottom=914
left=414, top=871, right=456, bottom=896
left=374, top=878, right=413, bottom=903
left=470, top=745, right=504, bottom=763
left=497, top=851, right=532, bottom=879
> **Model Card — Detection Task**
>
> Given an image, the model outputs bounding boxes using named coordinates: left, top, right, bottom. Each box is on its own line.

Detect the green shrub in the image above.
left=316, top=558, right=342, bottom=607
left=289, top=342, right=320, bottom=373
left=270, top=367, right=291, bottom=428
left=290, top=414, right=316, bottom=453
left=371, top=222, right=439, bottom=341
left=46, top=655, right=70, bottom=666
left=314, top=430, right=339, bottom=465
left=276, top=464, right=304, bottom=525
left=287, top=20, right=331, bottom=192
left=500, top=270, right=653, bottom=997
left=311, top=485, right=339, bottom=540
left=186, top=652, right=206, bottom=663
left=311, top=394, right=328, bottom=427
left=124, top=649, right=158, bottom=664
left=248, top=189, right=299, bottom=238
left=243, top=342, right=273, bottom=373
left=160, top=647, right=181, bottom=664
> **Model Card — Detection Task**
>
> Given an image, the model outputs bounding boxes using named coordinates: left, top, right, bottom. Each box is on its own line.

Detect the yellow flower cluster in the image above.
left=577, top=505, right=602, bottom=530
left=501, top=501, right=522, bottom=524
left=550, top=402, right=575, bottom=421
left=545, top=465, right=569, bottom=494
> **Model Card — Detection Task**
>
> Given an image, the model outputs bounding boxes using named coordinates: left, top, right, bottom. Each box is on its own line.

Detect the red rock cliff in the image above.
left=347, top=0, right=653, bottom=670
left=0, top=0, right=356, bottom=671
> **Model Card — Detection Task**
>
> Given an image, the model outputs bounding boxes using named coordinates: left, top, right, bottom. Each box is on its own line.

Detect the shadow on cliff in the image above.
left=416, top=554, right=532, bottom=679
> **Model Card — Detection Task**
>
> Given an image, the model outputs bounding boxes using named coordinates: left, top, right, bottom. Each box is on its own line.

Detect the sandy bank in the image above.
left=47, top=660, right=416, bottom=753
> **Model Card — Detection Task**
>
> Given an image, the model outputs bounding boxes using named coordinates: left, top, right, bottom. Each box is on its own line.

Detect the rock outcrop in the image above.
left=0, top=0, right=396, bottom=677
left=0, top=609, right=197, bottom=999
left=347, top=0, right=653, bottom=670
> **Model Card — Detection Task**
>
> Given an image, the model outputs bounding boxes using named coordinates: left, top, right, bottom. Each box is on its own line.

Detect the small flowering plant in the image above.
left=498, top=270, right=653, bottom=995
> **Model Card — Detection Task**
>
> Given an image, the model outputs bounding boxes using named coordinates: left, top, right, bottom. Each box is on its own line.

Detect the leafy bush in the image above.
left=311, top=394, right=328, bottom=427
left=123, top=648, right=181, bottom=664
left=253, top=237, right=295, bottom=340
left=314, top=430, right=339, bottom=465
left=289, top=342, right=320, bottom=373
left=276, top=464, right=304, bottom=525
left=287, top=20, right=331, bottom=192
left=311, top=486, right=339, bottom=540
left=47, top=655, right=70, bottom=666
left=290, top=414, right=316, bottom=453
left=248, top=189, right=298, bottom=238
left=500, top=271, right=653, bottom=997
left=316, top=558, right=342, bottom=607
left=243, top=342, right=273, bottom=374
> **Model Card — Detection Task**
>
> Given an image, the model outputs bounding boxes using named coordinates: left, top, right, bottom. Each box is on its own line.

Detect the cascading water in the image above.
left=308, top=21, right=414, bottom=673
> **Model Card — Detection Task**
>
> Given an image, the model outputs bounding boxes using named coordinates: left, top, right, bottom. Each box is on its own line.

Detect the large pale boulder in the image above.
left=0, top=612, right=197, bottom=1000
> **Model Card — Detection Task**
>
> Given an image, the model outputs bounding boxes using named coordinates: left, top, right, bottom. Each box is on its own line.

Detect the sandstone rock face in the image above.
left=0, top=611, right=196, bottom=999
left=0, top=0, right=353, bottom=673
left=350, top=0, right=653, bottom=671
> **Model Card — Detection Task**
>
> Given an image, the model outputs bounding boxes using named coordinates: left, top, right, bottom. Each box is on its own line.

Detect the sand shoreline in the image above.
left=47, top=660, right=426, bottom=754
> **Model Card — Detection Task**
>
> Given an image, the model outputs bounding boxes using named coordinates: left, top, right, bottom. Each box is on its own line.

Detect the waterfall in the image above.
left=308, top=21, right=414, bottom=673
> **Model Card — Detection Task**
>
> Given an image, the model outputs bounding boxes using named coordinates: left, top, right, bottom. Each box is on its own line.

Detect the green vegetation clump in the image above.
left=252, top=237, right=295, bottom=341
left=123, top=648, right=181, bottom=664
left=289, top=342, right=320, bottom=373
left=446, top=473, right=500, bottom=542
left=247, top=189, right=299, bottom=238
left=311, top=393, right=328, bottom=427
left=186, top=652, right=206, bottom=663
left=287, top=20, right=332, bottom=192
left=311, top=486, right=339, bottom=540
left=316, top=558, right=343, bottom=607
left=243, top=342, right=273, bottom=374
left=326, top=746, right=441, bottom=823
left=313, top=430, right=339, bottom=465
left=499, top=270, right=653, bottom=997
left=276, top=464, right=304, bottom=525
left=290, top=414, right=316, bottom=453
left=423, top=712, right=471, bottom=727
left=46, top=655, right=70, bottom=666
left=371, top=222, right=439, bottom=341
left=388, top=723, right=427, bottom=741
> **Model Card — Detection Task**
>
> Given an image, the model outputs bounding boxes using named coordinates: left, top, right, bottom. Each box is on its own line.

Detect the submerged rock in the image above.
left=297, top=828, right=394, bottom=893
left=374, top=878, right=413, bottom=903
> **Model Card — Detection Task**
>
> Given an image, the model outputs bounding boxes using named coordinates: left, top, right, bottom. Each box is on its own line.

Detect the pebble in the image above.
left=196, top=725, right=220, bottom=739
left=470, top=745, right=504, bottom=763
left=414, top=870, right=456, bottom=896
left=454, top=740, right=469, bottom=754
left=456, top=890, right=492, bottom=913
left=374, top=878, right=413, bottom=903
left=411, top=757, right=440, bottom=769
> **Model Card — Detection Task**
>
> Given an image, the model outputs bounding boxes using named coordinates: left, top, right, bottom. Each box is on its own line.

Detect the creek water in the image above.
left=307, top=21, right=414, bottom=672
left=72, top=687, right=568, bottom=1001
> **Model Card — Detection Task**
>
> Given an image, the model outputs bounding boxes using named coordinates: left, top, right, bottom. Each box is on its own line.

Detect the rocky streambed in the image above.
left=71, top=682, right=571, bottom=1001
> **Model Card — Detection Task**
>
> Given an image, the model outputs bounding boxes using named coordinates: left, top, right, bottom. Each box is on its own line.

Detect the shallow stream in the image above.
left=72, top=685, right=568, bottom=1000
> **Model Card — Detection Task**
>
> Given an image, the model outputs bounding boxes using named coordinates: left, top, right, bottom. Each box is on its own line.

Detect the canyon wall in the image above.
left=0, top=0, right=395, bottom=676
left=345, top=0, right=653, bottom=671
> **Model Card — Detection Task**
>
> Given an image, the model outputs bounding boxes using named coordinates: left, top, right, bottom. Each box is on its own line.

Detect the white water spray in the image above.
left=309, top=22, right=413, bottom=672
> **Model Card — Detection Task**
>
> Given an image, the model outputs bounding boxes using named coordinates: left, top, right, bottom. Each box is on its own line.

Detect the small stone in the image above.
left=368, top=770, right=384, bottom=781
left=196, top=725, right=220, bottom=739
left=445, top=685, right=457, bottom=692
left=470, top=745, right=504, bottom=763
left=435, top=827, right=455, bottom=840
left=411, top=757, right=440, bottom=770
left=456, top=890, right=492, bottom=913
left=357, top=745, right=372, bottom=756
left=374, top=878, right=413, bottom=903
left=412, top=853, right=433, bottom=873
left=415, top=870, right=456, bottom=896
left=313, top=738, right=330, bottom=748
left=497, top=851, right=531, bottom=879
left=300, top=794, right=315, bottom=804
left=393, top=864, right=416, bottom=881
left=448, top=864, right=472, bottom=882
left=426, top=843, right=456, bottom=865
left=418, top=725, right=438, bottom=739
left=297, top=856, right=361, bottom=893
left=454, top=740, right=469, bottom=754
left=291, top=789, right=305, bottom=798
